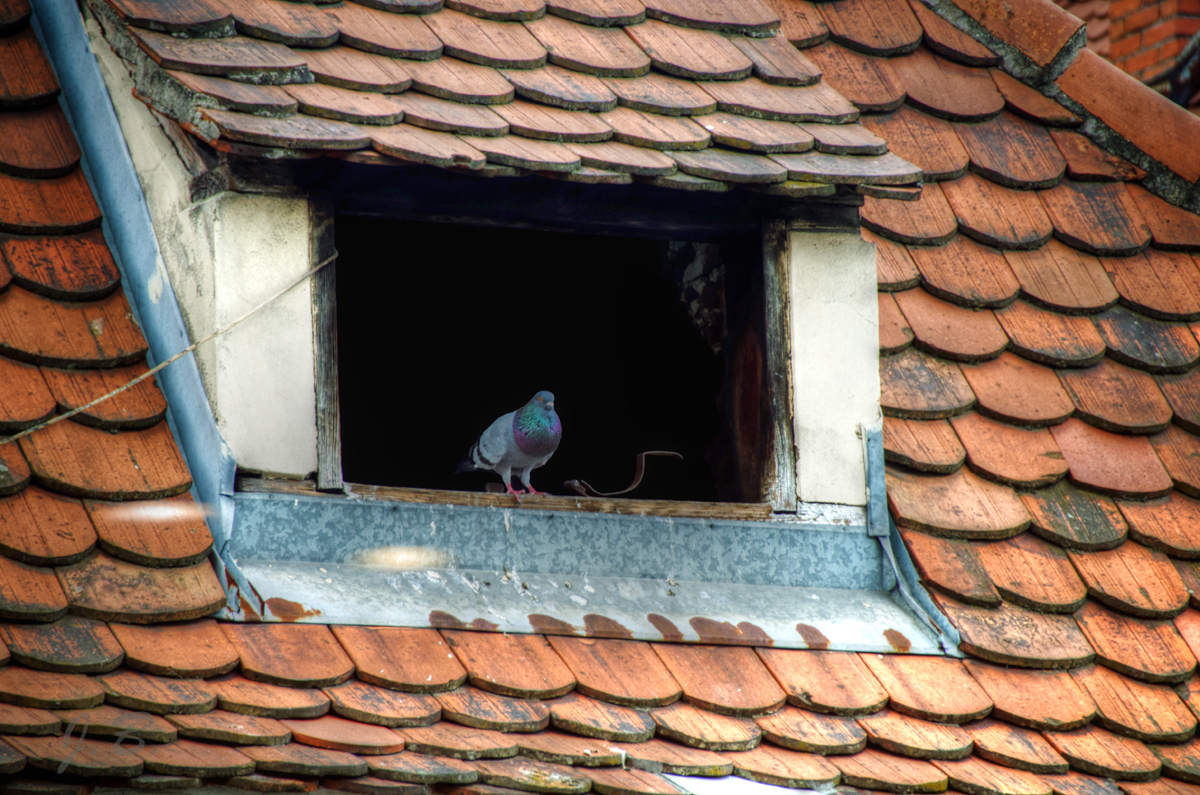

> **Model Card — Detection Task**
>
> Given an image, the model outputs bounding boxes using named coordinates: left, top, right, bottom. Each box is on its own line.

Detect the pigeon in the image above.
left=456, top=391, right=562, bottom=498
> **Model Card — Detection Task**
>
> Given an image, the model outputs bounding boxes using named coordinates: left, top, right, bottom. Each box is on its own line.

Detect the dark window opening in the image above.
left=336, top=217, right=770, bottom=503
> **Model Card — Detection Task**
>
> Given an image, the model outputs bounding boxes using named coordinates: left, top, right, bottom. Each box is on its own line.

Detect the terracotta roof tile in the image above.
left=0, top=666, right=104, bottom=709
left=1067, top=542, right=1189, bottom=619
left=894, top=288, right=1007, bottom=362
left=942, top=173, right=1055, bottom=251
left=0, top=485, right=96, bottom=565
left=167, top=709, right=291, bottom=746
left=883, top=417, right=965, bottom=472
left=1048, top=129, right=1146, bottom=183
left=1002, top=240, right=1117, bottom=314
left=803, top=42, right=905, bottom=114
left=324, top=680, right=439, bottom=729
left=1122, top=492, right=1200, bottom=559
left=880, top=347, right=976, bottom=419
left=442, top=631, right=575, bottom=699
left=872, top=229, right=923, bottom=290
left=522, top=16, right=648, bottom=78
left=610, top=738, right=730, bottom=774
left=97, top=668, right=216, bottom=715
left=1056, top=50, right=1200, bottom=184
left=724, top=744, right=842, bottom=787
left=0, top=231, right=121, bottom=302
left=648, top=700, right=760, bottom=750
left=1069, top=664, right=1196, bottom=743
left=95, top=0, right=232, bottom=36
left=910, top=236, right=1021, bottom=308
left=40, top=362, right=167, bottom=430
left=1021, top=481, right=1128, bottom=552
left=283, top=83, right=406, bottom=124
left=1043, top=724, right=1161, bottom=781
left=0, top=441, right=29, bottom=497
left=19, top=421, right=192, bottom=501
left=947, top=0, right=1082, bottom=66
left=728, top=35, right=821, bottom=87
left=1050, top=418, right=1172, bottom=498
left=757, top=0, right=825, bottom=46
left=549, top=691, right=655, bottom=742
left=959, top=352, right=1074, bottom=426
left=0, top=702, right=62, bottom=736
left=0, top=287, right=146, bottom=368
left=6, top=732, right=143, bottom=777
left=277, top=715, right=405, bottom=755
left=1157, top=369, right=1200, bottom=435
left=82, top=492, right=213, bottom=568
left=209, top=673, right=330, bottom=719
left=1057, top=360, right=1172, bottom=434
left=898, top=526, right=999, bottom=606
left=674, top=148, right=788, bottom=183
left=0, top=104, right=79, bottom=178
left=1105, top=250, right=1200, bottom=323
left=544, top=637, right=680, bottom=708
left=858, top=707, right=973, bottom=759
left=818, top=0, right=922, bottom=56
left=863, top=183, right=958, bottom=245
left=963, top=719, right=1070, bottom=773
left=932, top=593, right=1095, bottom=668
left=394, top=723, right=517, bottom=760
left=136, top=737, right=258, bottom=777
left=56, top=702, right=176, bottom=743
left=446, top=0, right=546, bottom=22
left=1040, top=181, right=1151, bottom=258
left=0, top=553, right=67, bottom=622
left=599, top=73, right=716, bottom=117
left=1125, top=186, right=1200, bottom=253
left=990, top=71, right=1080, bottom=128
left=754, top=705, right=867, bottom=754
left=0, top=357, right=52, bottom=431
left=754, top=649, right=889, bottom=716
left=950, top=412, right=1068, bottom=488
left=994, top=300, right=1105, bottom=368
left=297, top=45, right=414, bottom=94
left=107, top=619, right=239, bottom=679
left=964, top=662, right=1099, bottom=730
left=888, top=465, right=1029, bottom=538
left=934, top=755, right=1053, bottom=795
left=857, top=654, right=992, bottom=724
left=955, top=111, right=1066, bottom=190
left=828, top=747, right=950, bottom=792
left=588, top=767, right=688, bottom=795
left=620, top=20, right=749, bottom=81
left=1075, top=600, right=1198, bottom=683
left=435, top=685, right=548, bottom=732
left=222, top=624, right=355, bottom=688
left=0, top=26, right=58, bottom=108
left=862, top=107, right=966, bottom=181
left=56, top=551, right=224, bottom=624
left=1148, top=739, right=1200, bottom=786
left=221, top=0, right=340, bottom=47
left=906, top=2, right=993, bottom=67
left=880, top=292, right=915, bottom=354
left=1094, top=308, right=1200, bottom=375
left=0, top=614, right=122, bottom=673
left=395, top=58, right=513, bottom=105
left=329, top=627, right=466, bottom=694
left=200, top=108, right=372, bottom=149
left=975, top=531, right=1088, bottom=613
left=891, top=48, right=1004, bottom=122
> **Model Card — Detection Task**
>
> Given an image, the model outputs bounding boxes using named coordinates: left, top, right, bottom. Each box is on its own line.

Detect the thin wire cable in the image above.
left=0, top=253, right=337, bottom=447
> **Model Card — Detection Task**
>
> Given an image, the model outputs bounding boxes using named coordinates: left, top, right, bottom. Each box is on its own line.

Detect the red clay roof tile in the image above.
left=1051, top=418, right=1173, bottom=498
left=0, top=614, right=122, bottom=673
left=649, top=700, right=761, bottom=750
left=1105, top=250, right=1200, bottom=323
left=608, top=737, right=730, bottom=775
left=894, top=289, right=1007, bottom=361
left=82, top=492, right=213, bottom=568
left=167, top=708, right=291, bottom=746
left=324, top=679, right=440, bottom=729
left=514, top=731, right=622, bottom=766
left=880, top=347, right=977, bottom=419
left=523, top=16, right=649, bottom=78
left=1021, top=482, right=1128, bottom=552
left=0, top=104, right=79, bottom=178
left=899, top=526, right=1001, bottom=607
left=883, top=417, right=966, bottom=472
left=950, top=412, right=1068, bottom=488
left=435, top=685, right=549, bottom=732
left=1056, top=50, right=1200, bottom=184
left=965, top=718, right=1069, bottom=773
left=0, top=287, right=147, bottom=368
left=758, top=0, right=826, bottom=46
left=222, top=624, right=355, bottom=689
left=549, top=690, right=655, bottom=743
left=137, top=737, right=258, bottom=777
left=0, top=441, right=29, bottom=497
left=545, top=637, right=680, bottom=708
left=1040, top=181, right=1152, bottom=257
left=754, top=705, right=867, bottom=754
left=0, top=665, right=103, bottom=709
left=887, top=465, right=1029, bottom=538
left=964, top=660, right=1096, bottom=731
left=0, top=357, right=52, bottom=431
left=6, top=732, right=143, bottom=777
left=933, top=593, right=1095, bottom=668
left=871, top=228, right=923, bottom=290
left=1001, top=240, right=1117, bottom=314
left=863, top=182, right=959, bottom=245
left=1045, top=724, right=1162, bottom=780
left=933, top=754, right=1053, bottom=795
left=1067, top=542, right=1189, bottom=619
left=891, top=48, right=1004, bottom=122
left=1156, top=369, right=1200, bottom=436
left=1125, top=186, right=1200, bottom=253
left=279, top=715, right=406, bottom=755
left=818, top=0, right=922, bottom=56
left=40, top=361, right=166, bottom=430
left=441, top=631, right=575, bottom=700
left=881, top=292, right=916, bottom=354
left=97, top=668, right=216, bottom=715
left=857, top=709, right=973, bottom=759
left=1069, top=664, right=1196, bottom=743
left=330, top=626, right=466, bottom=694
left=1121, top=492, right=1200, bottom=561
left=0, top=553, right=66, bottom=623
left=200, top=108, right=372, bottom=149
left=975, top=531, right=1088, bottom=613
left=995, top=300, right=1105, bottom=367
left=0, top=169, right=100, bottom=236
left=473, top=756, right=593, bottom=792
left=56, top=552, right=225, bottom=624
left=298, top=45, right=414, bottom=94
left=55, top=702, right=176, bottom=743
left=220, top=0, right=340, bottom=48
left=587, top=766, right=688, bottom=795
left=863, top=106, right=969, bottom=181
left=946, top=0, right=1082, bottom=66
left=1147, top=739, right=1200, bottom=786
left=955, top=111, right=1066, bottom=190
left=0, top=485, right=96, bottom=566
left=209, top=673, right=330, bottom=719
left=828, top=747, right=950, bottom=791
left=990, top=71, right=1080, bottom=127
left=108, top=619, right=239, bottom=679
left=1048, top=129, right=1146, bottom=183
left=0, top=701, right=60, bottom=736
left=1057, top=360, right=1173, bottom=434
left=908, top=0, right=997, bottom=66
left=0, top=27, right=58, bottom=108
left=393, top=723, right=517, bottom=760
left=959, top=352, right=1074, bottom=426
left=911, top=236, right=1021, bottom=308
left=728, top=35, right=821, bottom=87
left=19, top=421, right=192, bottom=501
left=1075, top=600, right=1198, bottom=683
left=754, top=649, right=889, bottom=716
left=858, top=653, right=992, bottom=724
left=642, top=0, right=780, bottom=35
left=1093, top=308, right=1200, bottom=375
left=447, top=0, right=547, bottom=23
left=726, top=744, right=843, bottom=787
left=943, top=174, right=1055, bottom=251
left=623, top=20, right=750, bottom=81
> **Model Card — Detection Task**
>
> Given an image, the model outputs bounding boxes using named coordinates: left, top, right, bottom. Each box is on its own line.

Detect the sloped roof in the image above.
left=5, top=0, right=1200, bottom=791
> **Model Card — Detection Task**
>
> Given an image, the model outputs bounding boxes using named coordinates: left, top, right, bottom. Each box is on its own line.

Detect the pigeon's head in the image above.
left=531, top=391, right=556, bottom=411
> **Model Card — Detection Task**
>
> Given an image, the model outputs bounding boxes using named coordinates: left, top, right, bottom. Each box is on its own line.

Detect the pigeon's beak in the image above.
left=546, top=401, right=555, bottom=409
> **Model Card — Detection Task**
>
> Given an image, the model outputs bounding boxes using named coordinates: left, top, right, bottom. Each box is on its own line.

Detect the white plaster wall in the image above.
left=789, top=230, right=880, bottom=506
left=86, top=14, right=319, bottom=477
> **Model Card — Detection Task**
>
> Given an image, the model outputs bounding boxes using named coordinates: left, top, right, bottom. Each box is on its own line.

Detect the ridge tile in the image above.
left=947, top=0, right=1082, bottom=67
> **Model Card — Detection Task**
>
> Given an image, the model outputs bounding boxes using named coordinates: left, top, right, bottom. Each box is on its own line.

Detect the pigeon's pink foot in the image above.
left=524, top=488, right=547, bottom=497
left=505, top=484, right=526, bottom=501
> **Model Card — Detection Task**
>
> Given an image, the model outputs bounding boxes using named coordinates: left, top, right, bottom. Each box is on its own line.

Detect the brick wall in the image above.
left=1061, top=0, right=1200, bottom=86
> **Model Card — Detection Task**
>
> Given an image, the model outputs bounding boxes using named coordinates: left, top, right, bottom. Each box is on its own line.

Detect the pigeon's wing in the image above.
left=472, top=411, right=516, bottom=470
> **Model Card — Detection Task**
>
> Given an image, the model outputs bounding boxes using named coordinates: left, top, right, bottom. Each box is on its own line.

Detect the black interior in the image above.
left=336, top=216, right=756, bottom=502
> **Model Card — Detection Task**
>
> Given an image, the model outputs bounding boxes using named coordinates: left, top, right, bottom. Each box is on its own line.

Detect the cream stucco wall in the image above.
left=86, top=13, right=318, bottom=477
left=788, top=230, right=881, bottom=507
